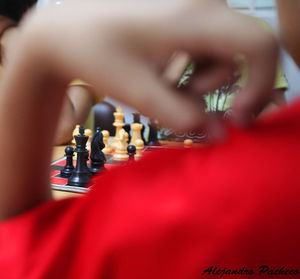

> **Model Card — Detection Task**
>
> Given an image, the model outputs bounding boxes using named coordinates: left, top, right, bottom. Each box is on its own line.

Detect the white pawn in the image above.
left=85, top=129, right=93, bottom=151
left=101, top=130, right=112, bottom=154
left=130, top=123, right=143, bottom=146
left=113, top=129, right=129, bottom=161
left=184, top=139, right=193, bottom=148
left=135, top=139, right=144, bottom=160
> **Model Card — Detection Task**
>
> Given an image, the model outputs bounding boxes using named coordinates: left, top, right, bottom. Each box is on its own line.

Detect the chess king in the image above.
left=68, top=126, right=92, bottom=187
left=111, top=107, right=125, bottom=150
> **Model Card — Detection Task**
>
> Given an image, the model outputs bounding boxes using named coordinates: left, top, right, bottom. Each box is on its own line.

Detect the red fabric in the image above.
left=1, top=100, right=300, bottom=279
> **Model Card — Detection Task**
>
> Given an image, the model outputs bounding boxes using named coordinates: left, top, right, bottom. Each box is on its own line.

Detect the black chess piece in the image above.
left=68, top=126, right=92, bottom=187
left=127, top=145, right=136, bottom=162
left=90, top=127, right=106, bottom=174
left=133, top=112, right=146, bottom=143
left=93, top=101, right=116, bottom=135
left=60, top=146, right=74, bottom=178
left=147, top=119, right=160, bottom=146
left=123, top=122, right=131, bottom=143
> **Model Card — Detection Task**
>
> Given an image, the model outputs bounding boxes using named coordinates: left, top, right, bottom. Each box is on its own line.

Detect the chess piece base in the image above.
left=68, top=171, right=92, bottom=187
left=113, top=152, right=129, bottom=161
left=60, top=167, right=74, bottom=178
left=90, top=163, right=106, bottom=175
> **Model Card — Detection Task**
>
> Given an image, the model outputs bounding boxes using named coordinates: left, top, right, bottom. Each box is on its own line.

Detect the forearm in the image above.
left=0, top=33, right=68, bottom=220
left=54, top=86, right=94, bottom=145
left=54, top=96, right=76, bottom=145
left=276, top=0, right=300, bottom=67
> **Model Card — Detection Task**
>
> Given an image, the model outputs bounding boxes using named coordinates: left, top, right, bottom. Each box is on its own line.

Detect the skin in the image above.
left=164, top=0, right=287, bottom=117
left=220, top=0, right=286, bottom=114
left=0, top=0, right=282, bottom=220
left=54, top=85, right=95, bottom=144
left=0, top=21, right=96, bottom=145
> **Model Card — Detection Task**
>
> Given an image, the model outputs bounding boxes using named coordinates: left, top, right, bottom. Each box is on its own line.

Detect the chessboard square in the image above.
left=56, top=160, right=67, bottom=166
left=51, top=170, right=60, bottom=177
left=51, top=177, right=68, bottom=186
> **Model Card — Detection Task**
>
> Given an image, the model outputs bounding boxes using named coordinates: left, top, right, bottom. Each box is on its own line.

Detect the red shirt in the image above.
left=1, top=100, right=300, bottom=279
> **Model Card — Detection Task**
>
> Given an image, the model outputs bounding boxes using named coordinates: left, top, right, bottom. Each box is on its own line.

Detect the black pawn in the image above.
left=127, top=145, right=136, bottom=162
left=60, top=146, right=74, bottom=178
left=147, top=119, right=160, bottom=146
left=90, top=127, right=106, bottom=174
left=68, top=126, right=92, bottom=187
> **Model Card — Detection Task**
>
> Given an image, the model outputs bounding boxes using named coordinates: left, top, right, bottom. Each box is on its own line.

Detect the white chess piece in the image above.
left=101, top=130, right=112, bottom=154
left=135, top=139, right=144, bottom=160
left=113, top=129, right=129, bottom=161
left=130, top=123, right=143, bottom=146
left=85, top=129, right=93, bottom=151
left=111, top=107, right=125, bottom=150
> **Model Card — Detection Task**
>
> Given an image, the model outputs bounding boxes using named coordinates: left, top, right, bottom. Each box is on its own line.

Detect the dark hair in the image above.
left=0, top=0, right=37, bottom=22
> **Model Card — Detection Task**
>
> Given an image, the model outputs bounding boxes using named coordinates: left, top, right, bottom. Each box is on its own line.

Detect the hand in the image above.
left=17, top=0, right=278, bottom=132
left=0, top=0, right=279, bottom=219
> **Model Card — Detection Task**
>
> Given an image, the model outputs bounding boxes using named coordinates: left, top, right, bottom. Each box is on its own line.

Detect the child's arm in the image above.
left=0, top=0, right=279, bottom=220
left=0, top=26, right=97, bottom=146
left=54, top=85, right=95, bottom=145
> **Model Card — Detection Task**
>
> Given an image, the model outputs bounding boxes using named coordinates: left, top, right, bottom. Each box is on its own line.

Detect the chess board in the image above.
left=50, top=145, right=169, bottom=193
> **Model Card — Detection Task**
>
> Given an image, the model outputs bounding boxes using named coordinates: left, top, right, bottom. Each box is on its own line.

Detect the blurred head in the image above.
left=0, top=0, right=37, bottom=23
left=0, top=0, right=37, bottom=63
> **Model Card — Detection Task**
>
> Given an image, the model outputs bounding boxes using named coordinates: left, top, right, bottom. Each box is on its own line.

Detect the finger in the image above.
left=126, top=66, right=207, bottom=130
left=156, top=4, right=279, bottom=126
left=205, top=114, right=228, bottom=142
left=82, top=50, right=207, bottom=130
left=162, top=51, right=190, bottom=85
left=189, top=58, right=237, bottom=94
left=232, top=37, right=278, bottom=126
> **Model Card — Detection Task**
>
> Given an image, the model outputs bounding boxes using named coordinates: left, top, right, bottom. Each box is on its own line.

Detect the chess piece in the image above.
left=85, top=129, right=93, bottom=151
left=111, top=107, right=125, bottom=150
left=68, top=126, right=92, bottom=187
left=60, top=146, right=74, bottom=178
left=113, top=129, right=129, bottom=161
left=135, top=139, right=144, bottom=160
left=147, top=119, right=160, bottom=146
left=127, top=145, right=136, bottom=162
left=184, top=139, right=193, bottom=148
left=130, top=123, right=143, bottom=146
left=93, top=101, right=116, bottom=135
left=90, top=127, right=106, bottom=174
left=133, top=113, right=146, bottom=142
left=124, top=131, right=129, bottom=150
left=72, top=125, right=80, bottom=145
left=123, top=122, right=131, bottom=143
left=101, top=130, right=112, bottom=154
